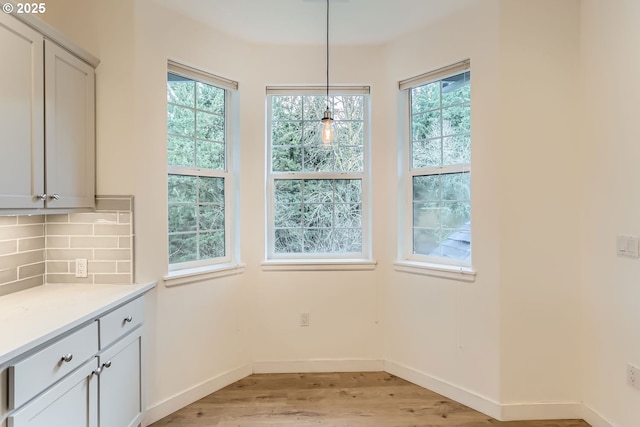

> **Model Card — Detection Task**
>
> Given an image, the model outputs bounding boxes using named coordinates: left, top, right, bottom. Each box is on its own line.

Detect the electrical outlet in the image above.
left=76, top=258, right=88, bottom=278
left=628, top=363, right=640, bottom=391
left=300, top=312, right=310, bottom=327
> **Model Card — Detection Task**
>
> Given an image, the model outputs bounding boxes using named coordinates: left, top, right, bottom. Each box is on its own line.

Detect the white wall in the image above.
left=128, top=2, right=389, bottom=417
left=382, top=0, right=503, bottom=413
left=497, top=0, right=582, bottom=409
left=383, top=0, right=585, bottom=419
left=130, top=3, right=254, bottom=422
left=580, top=1, right=640, bottom=425
left=35, top=0, right=640, bottom=426
left=239, top=43, right=386, bottom=370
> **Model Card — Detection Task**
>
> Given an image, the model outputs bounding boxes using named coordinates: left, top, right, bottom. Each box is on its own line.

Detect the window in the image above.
left=266, top=88, right=370, bottom=261
left=401, top=62, right=471, bottom=267
left=166, top=62, right=237, bottom=271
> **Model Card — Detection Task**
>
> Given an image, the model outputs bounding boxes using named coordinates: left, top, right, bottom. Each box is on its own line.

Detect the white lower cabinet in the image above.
left=3, top=295, right=145, bottom=427
left=1, top=368, right=7, bottom=427
left=8, top=359, right=98, bottom=427
left=97, top=332, right=142, bottom=427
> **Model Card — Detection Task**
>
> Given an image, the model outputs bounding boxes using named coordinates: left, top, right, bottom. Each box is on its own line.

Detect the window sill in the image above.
left=394, top=260, right=476, bottom=282
left=164, top=263, right=246, bottom=287
left=262, top=259, right=377, bottom=272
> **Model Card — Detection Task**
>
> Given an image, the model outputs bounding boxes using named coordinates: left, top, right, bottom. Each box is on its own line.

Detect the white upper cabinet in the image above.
left=0, top=13, right=96, bottom=211
left=44, top=40, right=95, bottom=209
left=0, top=14, right=45, bottom=209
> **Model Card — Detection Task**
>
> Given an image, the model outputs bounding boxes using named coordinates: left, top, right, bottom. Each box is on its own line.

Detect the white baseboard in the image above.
left=252, top=359, right=384, bottom=374
left=383, top=360, right=503, bottom=420
left=385, top=360, right=617, bottom=425
left=582, top=406, right=615, bottom=427
left=501, top=402, right=583, bottom=421
left=142, top=359, right=615, bottom=427
left=143, top=363, right=253, bottom=426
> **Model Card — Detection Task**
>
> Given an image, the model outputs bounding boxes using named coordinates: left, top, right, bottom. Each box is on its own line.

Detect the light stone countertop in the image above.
left=0, top=282, right=156, bottom=366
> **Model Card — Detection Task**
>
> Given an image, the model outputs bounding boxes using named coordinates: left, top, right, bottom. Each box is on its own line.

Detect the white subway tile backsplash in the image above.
left=19, top=262, right=45, bottom=279
left=0, top=224, right=44, bottom=240
left=18, top=215, right=45, bottom=224
left=45, top=214, right=69, bottom=223
left=118, top=237, right=131, bottom=249
left=0, top=241, right=17, bottom=256
left=117, top=262, right=131, bottom=274
left=118, top=213, right=131, bottom=224
left=0, top=196, right=134, bottom=295
left=0, top=217, right=17, bottom=226
left=0, top=276, right=43, bottom=296
left=46, top=236, right=70, bottom=248
left=46, top=274, right=92, bottom=284
left=0, top=251, right=45, bottom=270
left=18, top=237, right=45, bottom=252
left=47, top=261, right=70, bottom=273
left=70, top=236, right=118, bottom=249
left=88, top=261, right=117, bottom=274
left=94, top=274, right=131, bottom=285
left=94, top=248, right=130, bottom=261
left=0, top=268, right=17, bottom=283
left=47, top=248, right=94, bottom=261
left=94, top=224, right=130, bottom=236
left=46, top=223, right=93, bottom=236
left=69, top=212, right=118, bottom=224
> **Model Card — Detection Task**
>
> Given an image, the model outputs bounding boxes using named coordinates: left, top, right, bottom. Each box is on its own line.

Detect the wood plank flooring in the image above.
left=150, top=372, right=591, bottom=427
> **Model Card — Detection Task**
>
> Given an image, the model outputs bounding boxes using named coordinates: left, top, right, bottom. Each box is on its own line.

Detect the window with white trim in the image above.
left=166, top=62, right=237, bottom=270
left=401, top=62, right=471, bottom=266
left=266, top=88, right=371, bottom=260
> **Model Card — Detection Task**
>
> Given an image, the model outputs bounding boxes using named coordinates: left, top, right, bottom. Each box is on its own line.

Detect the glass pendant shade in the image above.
left=320, top=107, right=335, bottom=146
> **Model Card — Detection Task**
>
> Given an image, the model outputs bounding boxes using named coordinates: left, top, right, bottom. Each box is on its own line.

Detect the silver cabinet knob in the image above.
left=93, top=366, right=102, bottom=376
left=124, top=316, right=133, bottom=323
left=61, top=354, right=73, bottom=363
left=103, top=360, right=112, bottom=369
left=35, top=194, right=47, bottom=201
left=49, top=193, right=60, bottom=200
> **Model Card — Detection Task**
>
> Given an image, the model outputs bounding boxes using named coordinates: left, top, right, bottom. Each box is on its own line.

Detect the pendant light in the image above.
left=320, top=0, right=335, bottom=146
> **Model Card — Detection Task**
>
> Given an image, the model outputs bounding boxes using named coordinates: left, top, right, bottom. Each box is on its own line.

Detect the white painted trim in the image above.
left=164, top=263, right=246, bottom=287
left=500, top=402, right=584, bottom=421
left=261, top=259, right=377, bottom=272
left=581, top=405, right=615, bottom=427
left=252, top=359, right=384, bottom=374
left=142, top=363, right=252, bottom=426
left=384, top=360, right=502, bottom=420
left=394, top=260, right=476, bottom=282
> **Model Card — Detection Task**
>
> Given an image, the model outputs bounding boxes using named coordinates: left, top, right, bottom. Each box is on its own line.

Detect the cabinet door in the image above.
left=0, top=14, right=45, bottom=209
left=1, top=367, right=7, bottom=427
left=44, top=40, right=95, bottom=209
left=7, top=359, right=98, bottom=427
left=98, top=331, right=142, bottom=427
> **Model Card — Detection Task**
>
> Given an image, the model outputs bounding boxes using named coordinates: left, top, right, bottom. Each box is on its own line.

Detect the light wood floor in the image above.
left=150, top=372, right=591, bottom=427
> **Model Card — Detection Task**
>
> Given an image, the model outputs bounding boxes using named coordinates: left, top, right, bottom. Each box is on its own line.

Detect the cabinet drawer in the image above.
left=8, top=322, right=98, bottom=410
left=99, top=297, right=143, bottom=349
left=7, top=359, right=97, bottom=427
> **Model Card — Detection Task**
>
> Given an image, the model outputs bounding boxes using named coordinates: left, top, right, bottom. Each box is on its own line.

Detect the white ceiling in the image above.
left=149, top=0, right=477, bottom=46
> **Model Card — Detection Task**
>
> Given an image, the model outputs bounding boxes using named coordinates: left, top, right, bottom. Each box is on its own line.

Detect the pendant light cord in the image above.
left=326, top=0, right=330, bottom=108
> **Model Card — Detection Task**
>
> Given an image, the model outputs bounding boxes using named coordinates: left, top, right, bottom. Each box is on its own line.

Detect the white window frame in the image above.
left=265, top=86, right=373, bottom=266
left=396, top=61, right=475, bottom=278
left=166, top=61, right=240, bottom=278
